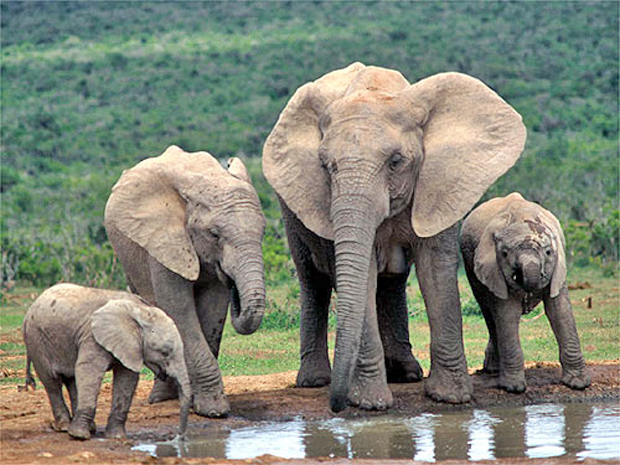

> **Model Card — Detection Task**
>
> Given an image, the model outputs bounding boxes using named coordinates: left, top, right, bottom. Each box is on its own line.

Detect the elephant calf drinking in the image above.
left=22, top=284, right=191, bottom=440
left=459, top=193, right=590, bottom=393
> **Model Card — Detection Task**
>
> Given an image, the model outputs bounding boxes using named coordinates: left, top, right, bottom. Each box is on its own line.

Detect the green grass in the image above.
left=3, top=266, right=615, bottom=388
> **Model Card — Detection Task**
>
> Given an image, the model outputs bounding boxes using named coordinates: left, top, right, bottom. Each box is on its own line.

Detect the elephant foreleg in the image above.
left=493, top=300, right=527, bottom=393
left=69, top=345, right=110, bottom=439
left=196, top=282, right=230, bottom=359
left=414, top=225, right=472, bottom=403
left=377, top=273, right=423, bottom=383
left=149, top=258, right=229, bottom=418
left=105, top=365, right=140, bottom=439
left=463, top=264, right=501, bottom=374
left=544, top=286, right=590, bottom=390
left=297, top=267, right=333, bottom=388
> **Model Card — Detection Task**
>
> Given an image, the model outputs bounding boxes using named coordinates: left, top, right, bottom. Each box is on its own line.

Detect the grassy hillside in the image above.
left=1, top=1, right=618, bottom=289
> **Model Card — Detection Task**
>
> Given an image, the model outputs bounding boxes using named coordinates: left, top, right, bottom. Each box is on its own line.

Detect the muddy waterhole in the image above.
left=134, top=401, right=620, bottom=462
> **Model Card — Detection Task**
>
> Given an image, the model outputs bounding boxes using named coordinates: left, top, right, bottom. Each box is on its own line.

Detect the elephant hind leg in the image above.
left=39, top=372, right=71, bottom=432
left=61, top=375, right=78, bottom=417
left=377, top=273, right=423, bottom=383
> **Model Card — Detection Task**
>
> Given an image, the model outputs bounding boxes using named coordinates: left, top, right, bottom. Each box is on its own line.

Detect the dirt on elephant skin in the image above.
left=1, top=362, right=619, bottom=465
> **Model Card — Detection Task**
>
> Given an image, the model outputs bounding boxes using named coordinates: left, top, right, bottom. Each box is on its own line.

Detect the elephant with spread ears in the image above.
left=263, top=62, right=526, bottom=412
left=105, top=145, right=266, bottom=417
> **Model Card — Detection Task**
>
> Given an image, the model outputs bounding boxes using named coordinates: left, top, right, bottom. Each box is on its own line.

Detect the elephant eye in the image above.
left=389, top=152, right=403, bottom=169
left=501, top=250, right=508, bottom=258
left=209, top=228, right=220, bottom=239
left=545, top=248, right=552, bottom=256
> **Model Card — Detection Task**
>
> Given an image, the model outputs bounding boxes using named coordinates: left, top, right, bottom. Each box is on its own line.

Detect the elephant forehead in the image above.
left=504, top=221, right=553, bottom=246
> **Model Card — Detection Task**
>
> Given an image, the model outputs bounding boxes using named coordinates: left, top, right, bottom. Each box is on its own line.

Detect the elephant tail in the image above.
left=23, top=355, right=36, bottom=391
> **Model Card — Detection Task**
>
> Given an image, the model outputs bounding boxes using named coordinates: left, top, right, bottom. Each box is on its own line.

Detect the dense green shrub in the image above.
left=1, top=2, right=617, bottom=289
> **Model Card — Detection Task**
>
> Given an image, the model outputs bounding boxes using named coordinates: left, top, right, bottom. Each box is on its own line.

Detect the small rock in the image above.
left=67, top=451, right=95, bottom=462
left=37, top=452, right=53, bottom=458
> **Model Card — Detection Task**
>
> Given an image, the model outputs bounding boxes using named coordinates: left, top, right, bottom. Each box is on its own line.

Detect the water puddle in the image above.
left=134, top=402, right=620, bottom=461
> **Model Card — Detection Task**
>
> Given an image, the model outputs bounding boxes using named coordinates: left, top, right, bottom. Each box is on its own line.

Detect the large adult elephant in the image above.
left=262, top=63, right=526, bottom=412
left=105, top=145, right=266, bottom=417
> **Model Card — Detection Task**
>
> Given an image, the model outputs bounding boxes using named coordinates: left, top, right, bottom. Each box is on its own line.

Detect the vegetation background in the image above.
left=1, top=2, right=618, bottom=293
left=0, top=1, right=618, bottom=385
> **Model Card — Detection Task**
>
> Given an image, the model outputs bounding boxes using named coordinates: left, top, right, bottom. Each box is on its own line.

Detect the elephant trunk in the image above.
left=228, top=245, right=266, bottom=335
left=518, top=251, right=542, bottom=292
left=169, top=359, right=192, bottom=438
left=329, top=196, right=382, bottom=413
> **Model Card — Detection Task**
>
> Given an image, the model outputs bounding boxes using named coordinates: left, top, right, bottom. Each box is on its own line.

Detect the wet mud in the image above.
left=1, top=362, right=619, bottom=464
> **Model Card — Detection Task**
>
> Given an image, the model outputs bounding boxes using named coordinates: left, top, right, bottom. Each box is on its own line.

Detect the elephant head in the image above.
left=104, top=145, right=266, bottom=335
left=473, top=193, right=567, bottom=300
left=91, top=299, right=191, bottom=436
left=263, top=63, right=526, bottom=411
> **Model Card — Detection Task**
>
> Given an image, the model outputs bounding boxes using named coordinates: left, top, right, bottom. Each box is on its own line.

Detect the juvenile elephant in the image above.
left=262, top=62, right=526, bottom=412
left=105, top=145, right=266, bottom=417
left=22, top=284, right=190, bottom=440
left=459, top=192, right=590, bottom=392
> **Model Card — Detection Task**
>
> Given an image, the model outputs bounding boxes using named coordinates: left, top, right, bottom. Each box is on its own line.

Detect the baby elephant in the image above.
left=460, top=193, right=590, bottom=393
left=22, top=284, right=191, bottom=440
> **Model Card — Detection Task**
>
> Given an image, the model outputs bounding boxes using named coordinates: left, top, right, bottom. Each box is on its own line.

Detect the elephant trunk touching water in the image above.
left=263, top=63, right=527, bottom=411
left=329, top=166, right=390, bottom=412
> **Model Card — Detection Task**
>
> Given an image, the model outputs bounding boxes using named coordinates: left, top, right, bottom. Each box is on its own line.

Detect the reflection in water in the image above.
left=466, top=409, right=501, bottom=461
left=526, top=404, right=566, bottom=459
left=133, top=402, right=620, bottom=462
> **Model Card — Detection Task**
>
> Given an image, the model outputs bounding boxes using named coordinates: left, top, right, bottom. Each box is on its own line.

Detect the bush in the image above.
left=462, top=297, right=482, bottom=317
left=1, top=233, right=126, bottom=289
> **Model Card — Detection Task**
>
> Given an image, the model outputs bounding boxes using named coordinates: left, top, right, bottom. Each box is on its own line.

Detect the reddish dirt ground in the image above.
left=1, top=363, right=619, bottom=465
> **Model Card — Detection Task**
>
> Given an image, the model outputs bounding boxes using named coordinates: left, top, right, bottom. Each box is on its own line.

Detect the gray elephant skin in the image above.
left=262, top=62, right=527, bottom=412
left=105, top=145, right=266, bottom=417
left=22, top=283, right=191, bottom=440
left=460, top=192, right=590, bottom=392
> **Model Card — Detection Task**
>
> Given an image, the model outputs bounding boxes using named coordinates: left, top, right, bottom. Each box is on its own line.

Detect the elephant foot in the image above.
left=104, top=424, right=127, bottom=439
left=68, top=408, right=96, bottom=440
left=482, top=357, right=500, bottom=374
left=52, top=416, right=71, bottom=432
left=192, top=392, right=230, bottom=418
left=148, top=378, right=178, bottom=404
left=347, top=377, right=393, bottom=411
left=476, top=366, right=499, bottom=376
left=498, top=371, right=527, bottom=393
left=562, top=369, right=591, bottom=390
left=425, top=367, right=472, bottom=404
left=385, top=355, right=423, bottom=383
left=296, top=354, right=331, bottom=388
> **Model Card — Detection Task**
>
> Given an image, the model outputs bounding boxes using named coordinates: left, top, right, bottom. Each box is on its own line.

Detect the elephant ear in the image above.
left=92, top=300, right=143, bottom=373
left=405, top=73, right=527, bottom=238
left=227, top=157, right=252, bottom=183
left=105, top=145, right=223, bottom=281
left=263, top=62, right=367, bottom=239
left=474, top=212, right=513, bottom=300
left=538, top=208, right=567, bottom=297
